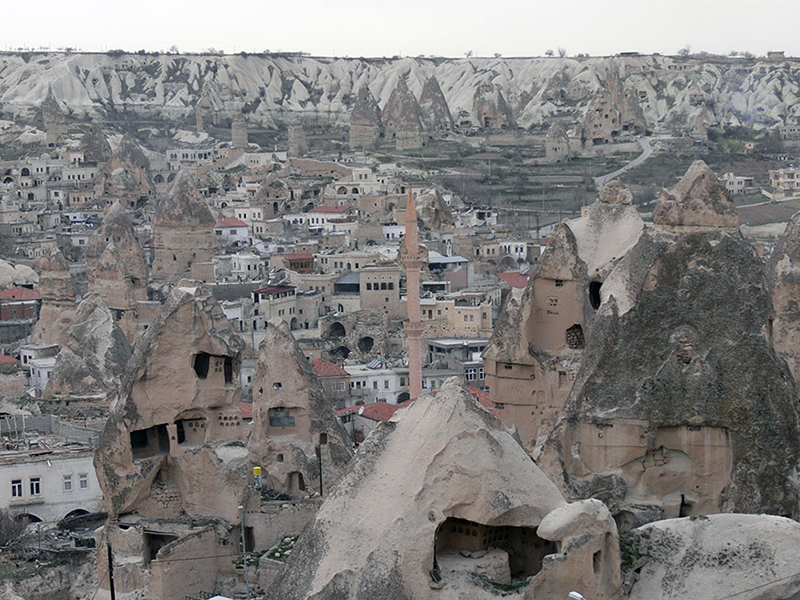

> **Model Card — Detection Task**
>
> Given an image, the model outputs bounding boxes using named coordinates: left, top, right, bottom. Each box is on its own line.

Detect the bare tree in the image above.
left=558, top=47, right=567, bottom=58
left=464, top=50, right=473, bottom=59
left=0, top=509, right=25, bottom=548
left=545, top=49, right=554, bottom=57
left=678, top=45, right=691, bottom=57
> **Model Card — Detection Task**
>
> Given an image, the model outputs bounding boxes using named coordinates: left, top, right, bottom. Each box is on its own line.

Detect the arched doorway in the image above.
left=329, top=321, right=346, bottom=337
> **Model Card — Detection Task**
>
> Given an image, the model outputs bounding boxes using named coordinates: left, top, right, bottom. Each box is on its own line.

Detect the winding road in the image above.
left=593, top=137, right=654, bottom=191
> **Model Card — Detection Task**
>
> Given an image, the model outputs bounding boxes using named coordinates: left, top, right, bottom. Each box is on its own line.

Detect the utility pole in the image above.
left=239, top=505, right=250, bottom=600
left=107, top=544, right=116, bottom=600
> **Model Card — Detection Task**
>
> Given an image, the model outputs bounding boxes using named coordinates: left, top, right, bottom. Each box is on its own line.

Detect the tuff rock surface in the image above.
left=248, top=320, right=353, bottom=494
left=44, top=292, right=132, bottom=397
left=31, top=248, right=77, bottom=345
left=267, top=379, right=621, bottom=600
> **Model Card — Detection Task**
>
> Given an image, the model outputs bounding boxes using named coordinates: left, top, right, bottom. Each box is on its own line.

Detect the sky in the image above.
left=5, top=0, right=799, bottom=58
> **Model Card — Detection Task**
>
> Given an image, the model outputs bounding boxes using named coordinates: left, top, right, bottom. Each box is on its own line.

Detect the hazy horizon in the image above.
left=8, top=0, right=799, bottom=59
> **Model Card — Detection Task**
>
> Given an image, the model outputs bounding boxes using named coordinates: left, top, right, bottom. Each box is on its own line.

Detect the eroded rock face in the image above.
left=652, top=160, right=739, bottom=229
left=100, top=134, right=154, bottom=207
left=31, top=248, right=77, bottom=345
left=473, top=83, right=514, bottom=129
left=41, top=89, right=68, bottom=145
left=79, top=125, right=113, bottom=163
left=0, top=259, right=38, bottom=288
left=44, top=292, right=132, bottom=398
left=288, top=120, right=308, bottom=157
left=544, top=122, right=570, bottom=163
left=537, top=225, right=800, bottom=522
left=87, top=201, right=148, bottom=312
left=626, top=515, right=800, bottom=600
left=231, top=110, right=248, bottom=148
left=484, top=185, right=644, bottom=450
left=418, top=76, right=455, bottom=134
left=248, top=321, right=352, bottom=495
left=382, top=77, right=425, bottom=149
left=768, top=211, right=800, bottom=389
left=267, top=379, right=621, bottom=600
left=349, top=86, right=384, bottom=148
left=95, top=282, right=248, bottom=520
left=151, top=173, right=219, bottom=281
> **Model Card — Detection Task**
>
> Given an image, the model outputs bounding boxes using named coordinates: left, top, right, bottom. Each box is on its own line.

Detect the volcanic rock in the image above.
left=652, top=160, right=739, bottom=229
left=267, top=379, right=621, bottom=600
left=31, top=248, right=77, bottom=345
left=473, top=83, right=514, bottom=129
left=151, top=172, right=219, bottom=281
left=349, top=86, right=384, bottom=148
left=248, top=320, right=353, bottom=495
left=44, top=292, right=132, bottom=397
left=418, top=75, right=454, bottom=134
left=382, top=76, right=425, bottom=149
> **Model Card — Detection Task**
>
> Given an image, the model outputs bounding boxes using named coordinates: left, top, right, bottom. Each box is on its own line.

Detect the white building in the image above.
left=343, top=364, right=403, bottom=405
left=29, top=357, right=57, bottom=397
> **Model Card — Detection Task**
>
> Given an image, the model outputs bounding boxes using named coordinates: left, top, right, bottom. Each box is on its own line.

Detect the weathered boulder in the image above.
left=0, top=258, right=38, bottom=288
left=267, top=379, right=621, bottom=600
left=349, top=86, right=384, bottom=148
left=652, top=160, right=739, bottom=230
left=44, top=292, right=132, bottom=397
left=626, top=515, right=800, bottom=600
left=248, top=320, right=352, bottom=495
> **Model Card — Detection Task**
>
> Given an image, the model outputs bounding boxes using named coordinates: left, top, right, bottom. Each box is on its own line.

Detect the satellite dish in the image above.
left=358, top=406, right=364, bottom=416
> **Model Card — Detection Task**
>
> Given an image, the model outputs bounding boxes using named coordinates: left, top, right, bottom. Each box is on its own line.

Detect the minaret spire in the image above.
left=401, top=188, right=423, bottom=400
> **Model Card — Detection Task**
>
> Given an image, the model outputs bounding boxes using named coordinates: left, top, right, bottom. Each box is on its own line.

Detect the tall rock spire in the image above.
left=401, top=189, right=423, bottom=399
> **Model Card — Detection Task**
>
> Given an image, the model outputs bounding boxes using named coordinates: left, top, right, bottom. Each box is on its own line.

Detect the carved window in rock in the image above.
left=130, top=424, right=169, bottom=459
left=269, top=407, right=296, bottom=428
left=677, top=341, right=694, bottom=364
left=566, top=325, right=585, bottom=349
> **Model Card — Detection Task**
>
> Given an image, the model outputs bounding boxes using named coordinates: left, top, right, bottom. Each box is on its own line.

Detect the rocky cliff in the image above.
left=1, top=53, right=798, bottom=131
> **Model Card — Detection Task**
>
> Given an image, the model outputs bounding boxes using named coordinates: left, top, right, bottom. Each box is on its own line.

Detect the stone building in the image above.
left=472, top=83, right=514, bottom=130
left=418, top=75, right=455, bottom=136
left=382, top=77, right=425, bottom=150
left=544, top=122, right=571, bottom=162
left=349, top=86, right=384, bottom=149
left=151, top=173, right=219, bottom=281
left=537, top=162, right=800, bottom=527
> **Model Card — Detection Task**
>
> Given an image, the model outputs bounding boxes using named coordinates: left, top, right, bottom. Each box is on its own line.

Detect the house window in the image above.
left=63, top=474, right=73, bottom=491
left=79, top=474, right=88, bottom=489
left=384, top=380, right=389, bottom=389
left=30, top=477, right=41, bottom=496
left=466, top=368, right=477, bottom=381
left=373, top=381, right=378, bottom=390
left=334, top=381, right=345, bottom=391
left=11, top=479, right=22, bottom=498
left=268, top=407, right=295, bottom=428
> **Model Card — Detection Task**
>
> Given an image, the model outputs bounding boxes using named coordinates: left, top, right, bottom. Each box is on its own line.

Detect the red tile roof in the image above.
left=0, top=354, right=18, bottom=366
left=253, top=285, right=296, bottom=295
left=239, top=402, right=253, bottom=419
left=468, top=388, right=497, bottom=416
left=497, top=272, right=530, bottom=289
left=337, top=401, right=415, bottom=422
left=0, top=287, right=41, bottom=301
left=312, top=359, right=349, bottom=378
left=310, top=205, right=348, bottom=214
left=216, top=217, right=248, bottom=228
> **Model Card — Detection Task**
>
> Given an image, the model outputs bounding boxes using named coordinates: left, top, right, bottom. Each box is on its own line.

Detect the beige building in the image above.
left=360, top=264, right=403, bottom=316
left=770, top=166, right=800, bottom=200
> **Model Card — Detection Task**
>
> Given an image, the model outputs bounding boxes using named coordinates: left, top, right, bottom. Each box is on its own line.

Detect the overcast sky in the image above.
left=6, top=0, right=799, bottom=58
